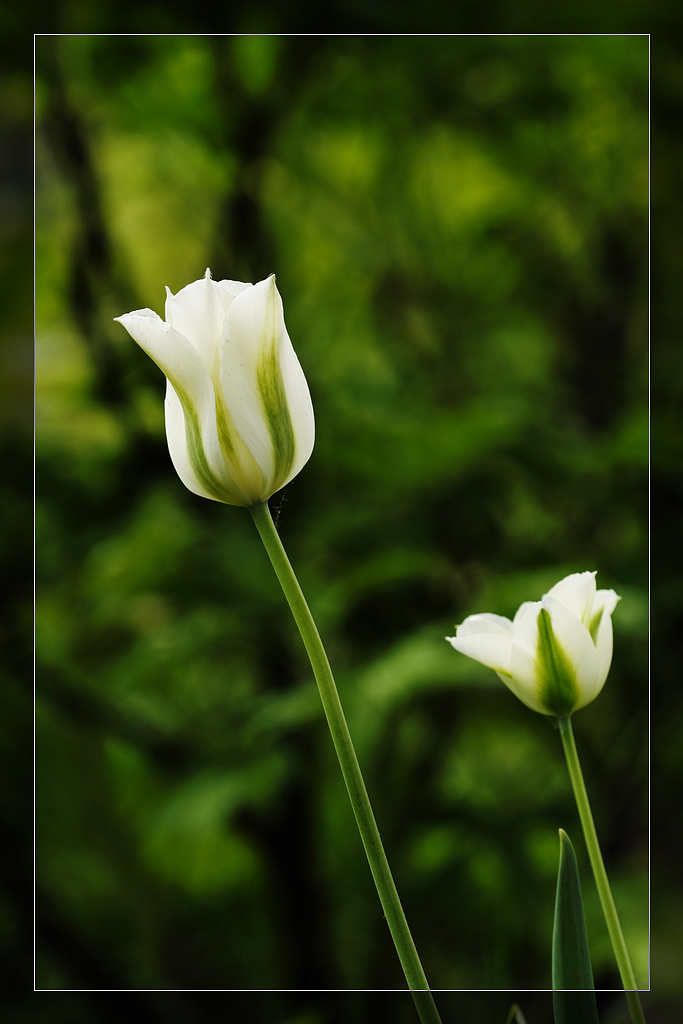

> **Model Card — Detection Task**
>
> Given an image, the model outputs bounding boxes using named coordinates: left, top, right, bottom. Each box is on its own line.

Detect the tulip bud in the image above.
left=446, top=572, right=620, bottom=717
left=115, top=270, right=315, bottom=507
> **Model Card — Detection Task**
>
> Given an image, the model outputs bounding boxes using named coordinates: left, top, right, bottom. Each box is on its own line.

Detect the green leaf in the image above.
left=552, top=829, right=600, bottom=1024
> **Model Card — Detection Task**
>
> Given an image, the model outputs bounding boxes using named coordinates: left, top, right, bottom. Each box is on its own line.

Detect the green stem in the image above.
left=557, top=716, right=646, bottom=1024
left=249, top=501, right=441, bottom=1022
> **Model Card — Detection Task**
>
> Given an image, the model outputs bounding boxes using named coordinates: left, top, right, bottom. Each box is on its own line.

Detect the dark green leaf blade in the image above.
left=552, top=829, right=600, bottom=1024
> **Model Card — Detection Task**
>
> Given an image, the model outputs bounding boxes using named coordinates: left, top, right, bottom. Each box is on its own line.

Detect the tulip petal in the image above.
left=541, top=596, right=606, bottom=713
left=446, top=635, right=513, bottom=675
left=589, top=588, right=620, bottom=640
left=505, top=602, right=549, bottom=713
left=114, top=309, right=255, bottom=505
left=447, top=614, right=514, bottom=675
left=584, top=589, right=620, bottom=706
left=114, top=309, right=206, bottom=392
left=512, top=600, right=542, bottom=628
left=166, top=380, right=267, bottom=506
left=221, top=276, right=315, bottom=495
left=504, top=602, right=547, bottom=710
left=164, top=270, right=250, bottom=374
left=163, top=380, right=226, bottom=502
left=535, top=606, right=581, bottom=716
left=544, top=571, right=597, bottom=624
left=456, top=613, right=514, bottom=637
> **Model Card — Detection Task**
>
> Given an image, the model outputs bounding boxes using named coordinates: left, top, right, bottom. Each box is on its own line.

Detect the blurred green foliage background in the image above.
left=19, top=25, right=668, bottom=1024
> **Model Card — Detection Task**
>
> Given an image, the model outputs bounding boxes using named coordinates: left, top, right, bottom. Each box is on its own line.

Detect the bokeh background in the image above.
left=5, top=19, right=679, bottom=1024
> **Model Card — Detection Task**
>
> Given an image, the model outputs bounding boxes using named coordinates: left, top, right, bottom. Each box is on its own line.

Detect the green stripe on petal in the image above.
left=172, top=379, right=233, bottom=502
left=586, top=606, right=604, bottom=644
left=213, top=388, right=264, bottom=502
left=256, top=333, right=296, bottom=490
left=536, top=607, right=580, bottom=717
left=169, top=363, right=262, bottom=506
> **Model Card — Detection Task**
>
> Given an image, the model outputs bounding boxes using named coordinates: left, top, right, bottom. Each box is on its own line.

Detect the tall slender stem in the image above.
left=250, top=501, right=441, bottom=1022
left=557, top=716, right=646, bottom=1024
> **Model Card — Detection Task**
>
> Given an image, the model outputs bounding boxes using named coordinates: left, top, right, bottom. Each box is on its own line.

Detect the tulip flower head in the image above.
left=446, top=572, right=620, bottom=717
left=115, top=270, right=314, bottom=507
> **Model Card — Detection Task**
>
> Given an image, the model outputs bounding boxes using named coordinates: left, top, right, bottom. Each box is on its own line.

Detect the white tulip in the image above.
left=446, top=572, right=620, bottom=716
left=115, top=270, right=314, bottom=507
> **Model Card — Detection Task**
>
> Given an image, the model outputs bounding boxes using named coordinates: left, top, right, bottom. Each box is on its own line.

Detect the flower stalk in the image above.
left=558, top=716, right=646, bottom=1024
left=250, top=500, right=441, bottom=1021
